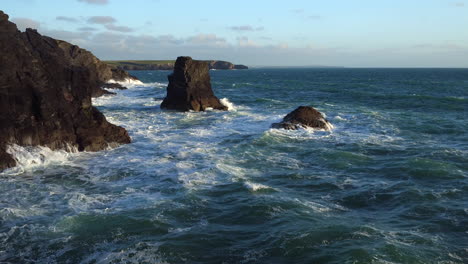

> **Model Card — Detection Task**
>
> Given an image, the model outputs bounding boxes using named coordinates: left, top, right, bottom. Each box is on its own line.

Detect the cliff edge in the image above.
left=0, top=11, right=131, bottom=170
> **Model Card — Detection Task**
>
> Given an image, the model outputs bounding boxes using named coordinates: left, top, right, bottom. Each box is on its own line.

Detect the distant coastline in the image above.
left=105, top=60, right=248, bottom=71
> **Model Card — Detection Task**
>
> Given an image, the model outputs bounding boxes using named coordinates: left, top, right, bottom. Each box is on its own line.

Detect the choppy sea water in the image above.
left=1, top=68, right=467, bottom=263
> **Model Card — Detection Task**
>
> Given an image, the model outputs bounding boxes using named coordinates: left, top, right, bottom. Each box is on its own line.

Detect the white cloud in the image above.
left=87, top=16, right=116, bottom=24
left=105, top=24, right=133, bottom=32
left=229, top=25, right=264, bottom=31
left=56, top=16, right=79, bottom=23
left=28, top=25, right=468, bottom=67
left=41, top=29, right=91, bottom=46
left=11, top=18, right=40, bottom=31
left=186, top=34, right=227, bottom=47
left=78, top=26, right=98, bottom=32
left=78, top=0, right=108, bottom=5
left=237, top=36, right=258, bottom=47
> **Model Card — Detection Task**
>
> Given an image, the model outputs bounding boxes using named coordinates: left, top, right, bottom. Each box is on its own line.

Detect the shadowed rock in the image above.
left=161, top=56, right=228, bottom=111
left=272, top=106, right=333, bottom=130
left=56, top=39, right=139, bottom=97
left=0, top=10, right=131, bottom=170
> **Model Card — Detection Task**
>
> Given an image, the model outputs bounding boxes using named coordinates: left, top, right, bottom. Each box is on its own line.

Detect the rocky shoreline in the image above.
left=0, top=11, right=131, bottom=170
left=0, top=10, right=330, bottom=171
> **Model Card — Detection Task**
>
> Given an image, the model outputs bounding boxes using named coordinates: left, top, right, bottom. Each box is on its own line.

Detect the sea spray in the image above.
left=107, top=78, right=144, bottom=87
left=4, top=144, right=76, bottom=174
left=220, top=97, right=236, bottom=111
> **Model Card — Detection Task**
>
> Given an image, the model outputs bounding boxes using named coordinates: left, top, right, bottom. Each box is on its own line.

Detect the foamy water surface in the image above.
left=1, top=69, right=467, bottom=263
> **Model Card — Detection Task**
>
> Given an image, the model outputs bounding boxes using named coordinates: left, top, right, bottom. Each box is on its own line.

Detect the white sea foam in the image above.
left=80, top=242, right=167, bottom=264
left=334, top=115, right=347, bottom=121
left=220, top=97, right=236, bottom=111
left=3, top=144, right=76, bottom=174
left=244, top=181, right=276, bottom=192
left=107, top=78, right=143, bottom=86
left=322, top=118, right=334, bottom=131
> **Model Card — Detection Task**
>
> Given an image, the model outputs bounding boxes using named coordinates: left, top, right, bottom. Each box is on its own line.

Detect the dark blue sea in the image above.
left=1, top=68, right=467, bottom=263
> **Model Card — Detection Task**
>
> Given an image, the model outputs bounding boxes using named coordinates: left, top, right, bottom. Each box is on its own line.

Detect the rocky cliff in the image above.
left=56, top=39, right=139, bottom=97
left=161, top=56, right=228, bottom=111
left=0, top=11, right=131, bottom=170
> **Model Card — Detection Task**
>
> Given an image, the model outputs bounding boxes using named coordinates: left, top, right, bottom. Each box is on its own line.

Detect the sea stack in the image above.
left=161, top=56, right=228, bottom=111
left=272, top=106, right=333, bottom=130
left=0, top=10, right=131, bottom=170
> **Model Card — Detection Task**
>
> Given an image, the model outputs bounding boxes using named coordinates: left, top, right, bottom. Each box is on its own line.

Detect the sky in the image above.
left=2, top=0, right=468, bottom=67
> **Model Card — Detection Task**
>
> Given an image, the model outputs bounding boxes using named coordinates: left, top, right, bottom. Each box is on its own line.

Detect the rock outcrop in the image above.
left=56, top=39, right=139, bottom=97
left=208, top=60, right=248, bottom=70
left=0, top=10, right=131, bottom=170
left=272, top=106, right=333, bottom=130
left=233, top=64, right=248, bottom=70
left=161, top=56, right=228, bottom=111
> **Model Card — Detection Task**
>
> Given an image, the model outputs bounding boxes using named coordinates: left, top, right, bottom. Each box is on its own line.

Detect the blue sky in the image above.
left=2, top=0, right=468, bottom=67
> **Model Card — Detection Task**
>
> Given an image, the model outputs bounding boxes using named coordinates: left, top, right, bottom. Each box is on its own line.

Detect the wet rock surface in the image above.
left=161, top=56, right=228, bottom=111
left=0, top=10, right=131, bottom=170
left=56, top=39, right=138, bottom=97
left=272, top=106, right=333, bottom=130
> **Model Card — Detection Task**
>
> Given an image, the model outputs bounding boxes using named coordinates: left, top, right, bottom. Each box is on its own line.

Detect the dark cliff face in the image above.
left=56, top=39, right=139, bottom=97
left=161, top=57, right=228, bottom=111
left=0, top=11, right=131, bottom=170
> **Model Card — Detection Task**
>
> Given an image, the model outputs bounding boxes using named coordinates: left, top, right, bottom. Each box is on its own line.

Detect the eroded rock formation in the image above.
left=161, top=56, right=228, bottom=111
left=0, top=10, right=131, bottom=170
left=272, top=106, right=333, bottom=130
left=56, top=39, right=139, bottom=97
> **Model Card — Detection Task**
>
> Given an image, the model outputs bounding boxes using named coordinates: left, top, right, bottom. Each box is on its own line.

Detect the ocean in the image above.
left=0, top=68, right=467, bottom=263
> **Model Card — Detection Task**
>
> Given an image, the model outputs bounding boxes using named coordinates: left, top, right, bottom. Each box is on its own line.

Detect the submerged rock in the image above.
left=272, top=106, right=333, bottom=130
left=0, top=10, right=131, bottom=170
left=161, top=56, right=228, bottom=111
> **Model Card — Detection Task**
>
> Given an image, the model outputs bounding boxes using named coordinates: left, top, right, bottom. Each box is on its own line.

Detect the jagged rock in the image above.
left=0, top=146, right=16, bottom=171
left=0, top=10, right=131, bottom=170
left=272, top=106, right=333, bottom=130
left=56, top=39, right=138, bottom=97
left=111, top=68, right=138, bottom=82
left=161, top=56, right=228, bottom=111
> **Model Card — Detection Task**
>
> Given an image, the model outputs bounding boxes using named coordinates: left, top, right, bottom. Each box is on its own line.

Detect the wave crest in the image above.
left=220, top=98, right=236, bottom=111
left=3, top=144, right=76, bottom=174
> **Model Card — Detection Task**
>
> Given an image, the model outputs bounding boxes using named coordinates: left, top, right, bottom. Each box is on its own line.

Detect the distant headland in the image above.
left=105, top=60, right=248, bottom=71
